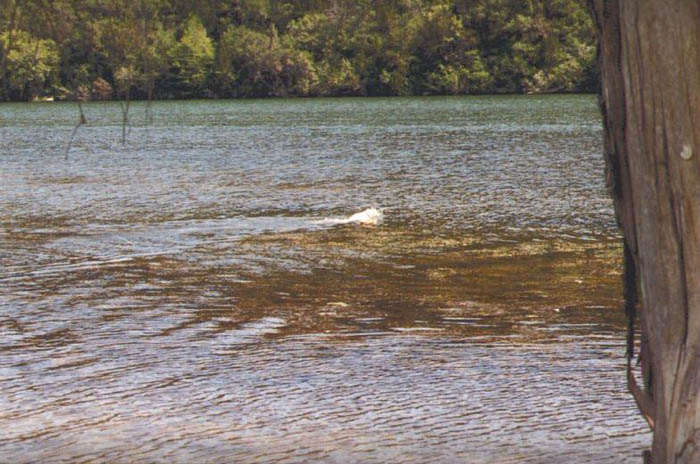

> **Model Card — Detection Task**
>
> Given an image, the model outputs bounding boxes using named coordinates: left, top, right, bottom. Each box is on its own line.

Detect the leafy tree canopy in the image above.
left=0, top=0, right=595, bottom=101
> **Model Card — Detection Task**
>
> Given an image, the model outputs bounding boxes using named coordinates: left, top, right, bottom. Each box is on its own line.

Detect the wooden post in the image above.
left=589, top=1, right=700, bottom=462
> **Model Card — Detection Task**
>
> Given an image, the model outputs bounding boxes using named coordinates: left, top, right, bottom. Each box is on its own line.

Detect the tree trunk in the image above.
left=0, top=0, right=21, bottom=101
left=589, top=1, right=700, bottom=462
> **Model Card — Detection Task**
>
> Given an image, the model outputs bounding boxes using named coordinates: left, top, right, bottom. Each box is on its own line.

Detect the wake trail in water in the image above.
left=0, top=211, right=382, bottom=283
left=0, top=251, right=176, bottom=283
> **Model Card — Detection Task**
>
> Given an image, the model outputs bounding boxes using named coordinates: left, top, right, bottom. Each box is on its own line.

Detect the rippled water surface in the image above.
left=1, top=96, right=650, bottom=462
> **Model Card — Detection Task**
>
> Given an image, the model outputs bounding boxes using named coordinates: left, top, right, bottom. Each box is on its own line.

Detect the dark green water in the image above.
left=0, top=96, right=650, bottom=462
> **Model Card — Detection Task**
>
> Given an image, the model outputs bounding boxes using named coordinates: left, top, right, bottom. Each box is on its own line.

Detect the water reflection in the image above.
left=0, top=96, right=649, bottom=462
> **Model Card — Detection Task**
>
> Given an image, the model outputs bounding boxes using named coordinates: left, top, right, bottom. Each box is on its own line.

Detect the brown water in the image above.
left=1, top=96, right=650, bottom=462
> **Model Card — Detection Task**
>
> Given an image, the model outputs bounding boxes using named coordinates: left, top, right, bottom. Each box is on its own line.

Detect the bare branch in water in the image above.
left=65, top=101, right=87, bottom=160
left=119, top=96, right=131, bottom=144
left=145, top=85, right=154, bottom=125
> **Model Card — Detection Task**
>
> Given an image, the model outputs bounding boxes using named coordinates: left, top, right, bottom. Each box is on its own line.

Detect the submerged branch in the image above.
left=119, top=97, right=131, bottom=144
left=65, top=101, right=87, bottom=160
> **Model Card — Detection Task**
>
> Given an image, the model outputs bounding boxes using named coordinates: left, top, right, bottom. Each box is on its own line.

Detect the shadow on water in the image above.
left=0, top=96, right=650, bottom=463
left=232, top=225, right=624, bottom=339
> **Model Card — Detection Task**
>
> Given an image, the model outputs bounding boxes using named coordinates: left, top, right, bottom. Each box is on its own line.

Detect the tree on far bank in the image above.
left=0, top=29, right=59, bottom=100
left=167, top=15, right=214, bottom=97
left=0, top=0, right=598, bottom=101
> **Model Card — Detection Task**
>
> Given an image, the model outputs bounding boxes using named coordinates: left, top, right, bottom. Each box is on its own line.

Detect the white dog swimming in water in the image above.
left=346, top=207, right=384, bottom=226
left=315, top=207, right=384, bottom=226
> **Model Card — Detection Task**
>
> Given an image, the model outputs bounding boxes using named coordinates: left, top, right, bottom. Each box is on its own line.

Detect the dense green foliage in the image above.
left=0, top=0, right=596, bottom=101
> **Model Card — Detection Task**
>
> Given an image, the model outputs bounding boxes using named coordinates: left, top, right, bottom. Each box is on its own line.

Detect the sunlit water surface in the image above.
left=0, top=96, right=650, bottom=462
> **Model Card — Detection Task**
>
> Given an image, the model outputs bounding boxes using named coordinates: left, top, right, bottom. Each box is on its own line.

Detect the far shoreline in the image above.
left=15, top=92, right=598, bottom=105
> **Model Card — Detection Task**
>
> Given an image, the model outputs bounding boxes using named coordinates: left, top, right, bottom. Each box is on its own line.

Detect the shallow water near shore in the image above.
left=0, top=95, right=650, bottom=462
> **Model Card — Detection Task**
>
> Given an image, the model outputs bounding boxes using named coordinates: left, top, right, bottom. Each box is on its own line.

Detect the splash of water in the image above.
left=314, top=208, right=384, bottom=226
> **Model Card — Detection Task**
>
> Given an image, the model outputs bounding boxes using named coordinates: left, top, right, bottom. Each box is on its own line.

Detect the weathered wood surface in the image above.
left=589, top=1, right=700, bottom=462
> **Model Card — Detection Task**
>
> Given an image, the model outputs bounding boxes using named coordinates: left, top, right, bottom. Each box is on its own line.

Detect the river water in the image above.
left=1, top=96, right=650, bottom=462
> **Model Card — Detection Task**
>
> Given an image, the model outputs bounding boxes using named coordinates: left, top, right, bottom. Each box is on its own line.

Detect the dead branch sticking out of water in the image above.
left=65, top=101, right=87, bottom=160
left=119, top=98, right=131, bottom=144
left=145, top=85, right=154, bottom=125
